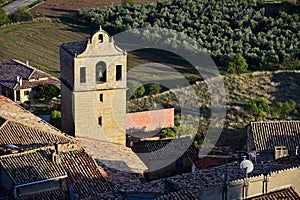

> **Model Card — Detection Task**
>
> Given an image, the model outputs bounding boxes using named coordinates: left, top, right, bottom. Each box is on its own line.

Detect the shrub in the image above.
left=245, top=97, right=270, bottom=119
left=161, top=127, right=176, bottom=138
left=9, top=8, right=33, bottom=23
left=127, top=81, right=145, bottom=99
left=40, top=84, right=60, bottom=100
left=0, top=7, right=9, bottom=26
left=272, top=100, right=298, bottom=118
left=149, top=83, right=161, bottom=95
left=227, top=54, right=248, bottom=74
left=50, top=110, right=61, bottom=129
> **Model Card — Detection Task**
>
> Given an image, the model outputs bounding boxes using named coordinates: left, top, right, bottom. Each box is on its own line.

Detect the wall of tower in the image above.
left=61, top=83, right=75, bottom=136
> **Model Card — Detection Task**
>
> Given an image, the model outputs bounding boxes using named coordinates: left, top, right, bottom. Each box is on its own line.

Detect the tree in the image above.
left=50, top=110, right=61, bottom=129
left=161, top=127, right=177, bottom=138
left=40, top=84, right=60, bottom=100
left=127, top=81, right=145, bottom=99
left=272, top=100, right=298, bottom=118
left=245, top=97, right=270, bottom=119
left=227, top=54, right=248, bottom=74
left=149, top=83, right=161, bottom=95
left=0, top=7, right=9, bottom=26
left=9, top=8, right=32, bottom=23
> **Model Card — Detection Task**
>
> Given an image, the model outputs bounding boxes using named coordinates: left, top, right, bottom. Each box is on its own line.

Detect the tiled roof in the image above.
left=156, top=190, right=198, bottom=200
left=81, top=137, right=148, bottom=174
left=191, top=156, right=235, bottom=170
left=0, top=60, right=59, bottom=90
left=0, top=95, right=75, bottom=149
left=18, top=189, right=65, bottom=200
left=0, top=121, right=72, bottom=149
left=0, top=149, right=67, bottom=185
left=0, top=147, right=113, bottom=199
left=123, top=155, right=300, bottom=195
left=60, top=41, right=88, bottom=56
left=246, top=187, right=300, bottom=200
left=249, top=121, right=300, bottom=153
left=60, top=149, right=113, bottom=198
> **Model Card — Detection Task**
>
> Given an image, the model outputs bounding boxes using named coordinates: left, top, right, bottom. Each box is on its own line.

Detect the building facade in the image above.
left=60, top=27, right=127, bottom=145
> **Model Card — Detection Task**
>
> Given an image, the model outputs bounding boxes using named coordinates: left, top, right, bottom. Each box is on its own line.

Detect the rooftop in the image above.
left=249, top=121, right=300, bottom=154
left=0, top=60, right=59, bottom=90
left=245, top=187, right=300, bottom=200
left=60, top=40, right=88, bottom=56
left=0, top=149, right=67, bottom=186
left=122, top=155, right=300, bottom=195
left=0, top=95, right=75, bottom=149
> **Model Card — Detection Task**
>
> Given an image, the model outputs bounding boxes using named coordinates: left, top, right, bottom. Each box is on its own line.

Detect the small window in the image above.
left=80, top=67, right=86, bottom=83
left=99, top=34, right=103, bottom=43
left=24, top=91, right=30, bottom=96
left=116, top=65, right=122, bottom=81
left=98, top=117, right=102, bottom=126
left=99, top=93, right=103, bottom=102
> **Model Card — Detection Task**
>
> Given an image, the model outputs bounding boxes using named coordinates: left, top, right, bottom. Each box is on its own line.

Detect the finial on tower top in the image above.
left=99, top=25, right=102, bottom=31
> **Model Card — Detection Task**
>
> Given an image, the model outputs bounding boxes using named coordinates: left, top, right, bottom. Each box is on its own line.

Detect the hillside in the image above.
left=128, top=70, right=300, bottom=149
left=0, top=19, right=88, bottom=77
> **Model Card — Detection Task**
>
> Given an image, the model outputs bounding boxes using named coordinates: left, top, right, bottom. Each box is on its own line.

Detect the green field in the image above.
left=0, top=19, right=88, bottom=77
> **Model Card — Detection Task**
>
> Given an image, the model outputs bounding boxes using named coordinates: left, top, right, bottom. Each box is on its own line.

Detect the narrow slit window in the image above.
left=116, top=65, right=122, bottom=81
left=98, top=117, right=102, bottom=126
left=99, top=93, right=103, bottom=102
left=80, top=67, right=86, bottom=83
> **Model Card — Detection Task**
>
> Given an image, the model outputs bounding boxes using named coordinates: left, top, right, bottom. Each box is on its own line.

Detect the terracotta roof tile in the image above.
left=18, top=188, right=65, bottom=200
left=0, top=149, right=67, bottom=185
left=249, top=121, right=300, bottom=154
left=123, top=155, right=300, bottom=194
left=246, top=187, right=300, bottom=200
left=60, top=149, right=113, bottom=198
left=0, top=95, right=75, bottom=149
left=156, top=190, right=198, bottom=200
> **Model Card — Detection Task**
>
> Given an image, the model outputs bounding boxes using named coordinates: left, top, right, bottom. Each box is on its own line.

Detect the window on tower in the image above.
left=80, top=67, right=86, bottom=83
left=98, top=116, right=102, bottom=126
left=96, top=61, right=107, bottom=83
left=99, top=93, right=103, bottom=102
left=116, top=65, right=122, bottom=81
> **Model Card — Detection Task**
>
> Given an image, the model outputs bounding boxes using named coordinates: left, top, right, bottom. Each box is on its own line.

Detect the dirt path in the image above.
left=3, top=0, right=37, bottom=14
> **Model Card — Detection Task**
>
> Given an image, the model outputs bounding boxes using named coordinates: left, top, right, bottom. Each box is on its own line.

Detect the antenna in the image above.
left=240, top=157, right=254, bottom=199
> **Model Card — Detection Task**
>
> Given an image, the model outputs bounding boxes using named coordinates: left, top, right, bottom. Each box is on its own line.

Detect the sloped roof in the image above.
left=249, top=121, right=300, bottom=153
left=81, top=138, right=148, bottom=175
left=0, top=60, right=59, bottom=90
left=0, top=95, right=75, bottom=149
left=246, top=187, right=300, bottom=200
left=123, top=155, right=300, bottom=195
left=60, top=149, right=113, bottom=198
left=0, top=149, right=67, bottom=185
left=60, top=41, right=88, bottom=56
left=18, top=188, right=65, bottom=200
left=0, top=147, right=113, bottom=199
left=156, top=190, right=198, bottom=200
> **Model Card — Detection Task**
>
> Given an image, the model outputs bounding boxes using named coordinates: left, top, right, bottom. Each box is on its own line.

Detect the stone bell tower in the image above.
left=60, top=27, right=127, bottom=145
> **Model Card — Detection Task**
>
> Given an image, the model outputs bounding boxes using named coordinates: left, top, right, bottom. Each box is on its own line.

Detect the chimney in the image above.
left=16, top=76, right=22, bottom=86
left=296, top=146, right=299, bottom=156
left=52, top=143, right=61, bottom=164
left=26, top=61, right=29, bottom=66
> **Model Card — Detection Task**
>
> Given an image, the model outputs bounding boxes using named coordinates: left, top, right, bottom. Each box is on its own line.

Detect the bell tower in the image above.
left=60, top=27, right=127, bottom=145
